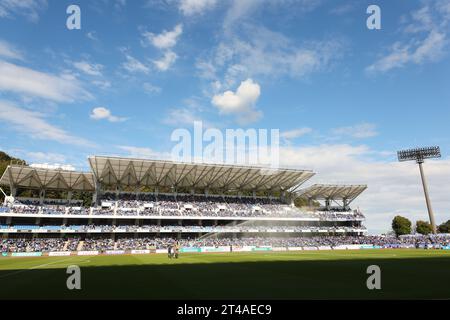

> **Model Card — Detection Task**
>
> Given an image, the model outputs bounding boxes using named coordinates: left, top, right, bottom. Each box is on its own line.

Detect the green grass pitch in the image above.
left=1, top=249, right=450, bottom=299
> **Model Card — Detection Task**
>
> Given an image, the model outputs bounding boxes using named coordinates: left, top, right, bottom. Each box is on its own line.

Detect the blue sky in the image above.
left=0, top=0, right=449, bottom=233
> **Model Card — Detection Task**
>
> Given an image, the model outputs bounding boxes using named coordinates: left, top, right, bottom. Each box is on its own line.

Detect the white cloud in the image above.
left=142, top=24, right=183, bottom=50
left=281, top=128, right=312, bottom=142
left=143, top=82, right=161, bottom=95
left=222, top=0, right=260, bottom=31
left=86, top=31, right=98, bottom=41
left=30, top=163, right=76, bottom=171
left=92, top=80, right=111, bottom=90
left=367, top=3, right=449, bottom=74
left=212, top=78, right=260, bottom=114
left=90, top=107, right=127, bottom=122
left=331, top=123, right=378, bottom=139
left=404, top=6, right=434, bottom=34
left=26, top=151, right=67, bottom=164
left=122, top=54, right=150, bottom=74
left=153, top=50, right=177, bottom=71
left=0, top=100, right=93, bottom=147
left=0, top=60, right=91, bottom=102
left=0, top=0, right=48, bottom=22
left=196, top=60, right=216, bottom=80
left=366, top=43, right=410, bottom=74
left=141, top=24, right=183, bottom=72
left=114, top=0, right=127, bottom=10
left=366, top=31, right=447, bottom=74
left=211, top=78, right=262, bottom=124
left=198, top=25, right=345, bottom=90
left=277, top=144, right=450, bottom=233
left=223, top=0, right=322, bottom=32
left=0, top=39, right=23, bottom=60
left=73, top=61, right=103, bottom=76
left=179, top=0, right=217, bottom=16
left=412, top=30, right=446, bottom=63
left=117, top=145, right=170, bottom=160
left=329, top=3, right=355, bottom=15
left=163, top=107, right=201, bottom=126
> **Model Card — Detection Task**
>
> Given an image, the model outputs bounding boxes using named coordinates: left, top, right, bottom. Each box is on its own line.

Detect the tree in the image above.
left=392, top=215, right=412, bottom=237
left=438, top=220, right=450, bottom=234
left=415, top=220, right=433, bottom=235
left=0, top=151, right=27, bottom=203
left=294, top=197, right=320, bottom=208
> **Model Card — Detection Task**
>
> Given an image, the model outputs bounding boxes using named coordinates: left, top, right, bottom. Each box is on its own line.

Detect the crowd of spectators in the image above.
left=67, top=207, right=90, bottom=215
left=83, top=234, right=450, bottom=250
left=2, top=234, right=449, bottom=252
left=82, top=238, right=115, bottom=251
left=1, top=238, right=66, bottom=252
left=0, top=224, right=366, bottom=233
left=1, top=193, right=366, bottom=221
left=66, top=238, right=80, bottom=251
left=116, top=237, right=155, bottom=250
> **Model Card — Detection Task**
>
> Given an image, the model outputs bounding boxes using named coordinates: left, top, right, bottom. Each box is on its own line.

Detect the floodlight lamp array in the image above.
left=397, top=146, right=441, bottom=163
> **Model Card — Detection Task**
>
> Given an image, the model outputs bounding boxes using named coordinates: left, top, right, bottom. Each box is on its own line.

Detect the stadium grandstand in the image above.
left=1, top=155, right=446, bottom=256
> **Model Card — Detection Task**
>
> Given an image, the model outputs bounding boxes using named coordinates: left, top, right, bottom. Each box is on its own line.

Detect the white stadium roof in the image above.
left=88, top=156, right=315, bottom=192
left=295, top=184, right=367, bottom=203
left=0, top=165, right=95, bottom=192
left=1, top=157, right=366, bottom=200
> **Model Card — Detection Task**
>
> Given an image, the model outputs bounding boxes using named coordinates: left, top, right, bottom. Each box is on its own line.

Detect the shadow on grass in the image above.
left=1, top=257, right=450, bottom=299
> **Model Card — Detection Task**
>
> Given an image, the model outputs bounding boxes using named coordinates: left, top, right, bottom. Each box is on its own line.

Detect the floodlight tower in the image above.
left=397, top=146, right=441, bottom=234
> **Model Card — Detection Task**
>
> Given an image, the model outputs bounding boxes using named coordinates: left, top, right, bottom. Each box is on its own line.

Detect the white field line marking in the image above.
left=0, top=257, right=77, bottom=279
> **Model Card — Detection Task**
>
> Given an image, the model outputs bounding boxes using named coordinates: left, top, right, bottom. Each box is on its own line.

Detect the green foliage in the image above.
left=72, top=191, right=94, bottom=207
left=392, top=215, right=412, bottom=236
left=294, top=197, right=320, bottom=208
left=0, top=151, right=27, bottom=202
left=0, top=152, right=12, bottom=184
left=438, top=220, right=450, bottom=234
left=415, top=220, right=433, bottom=235
left=0, top=151, right=26, bottom=177
left=0, top=150, right=95, bottom=205
left=0, top=151, right=13, bottom=162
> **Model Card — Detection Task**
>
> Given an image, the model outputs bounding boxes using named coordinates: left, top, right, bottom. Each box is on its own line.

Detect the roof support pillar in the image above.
left=343, top=198, right=349, bottom=210
left=325, top=198, right=331, bottom=211
left=93, top=179, right=101, bottom=206
left=10, top=185, right=17, bottom=197
left=135, top=185, right=140, bottom=197
left=10, top=187, right=17, bottom=197
left=288, top=196, right=294, bottom=206
left=39, top=189, right=46, bottom=205
left=67, top=190, right=72, bottom=205
left=92, top=191, right=98, bottom=206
